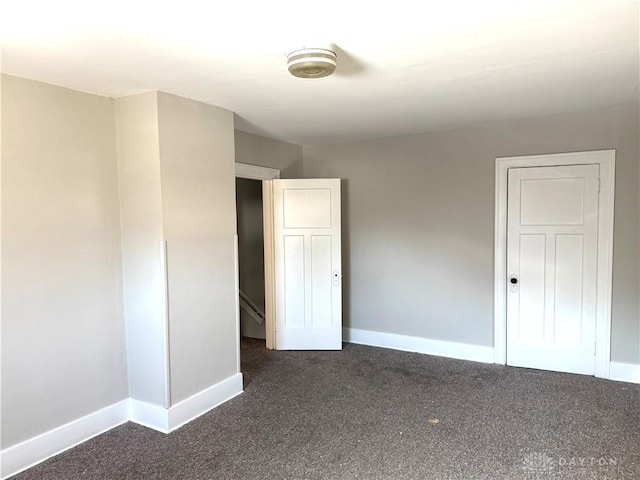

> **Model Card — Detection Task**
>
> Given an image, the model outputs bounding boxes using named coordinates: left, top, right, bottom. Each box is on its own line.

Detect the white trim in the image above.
left=129, top=399, right=170, bottom=433
left=234, top=235, right=242, bottom=372
left=608, top=362, right=640, bottom=384
left=1, top=374, right=243, bottom=478
left=343, top=328, right=495, bottom=364
left=167, top=373, right=243, bottom=431
left=235, top=162, right=280, bottom=180
left=494, top=161, right=508, bottom=365
left=1, top=400, right=130, bottom=480
left=159, top=240, right=171, bottom=408
left=494, top=150, right=616, bottom=378
left=262, top=180, right=277, bottom=350
left=129, top=373, right=243, bottom=434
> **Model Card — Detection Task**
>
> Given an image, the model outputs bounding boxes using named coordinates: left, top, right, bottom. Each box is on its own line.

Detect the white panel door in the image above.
left=272, top=179, right=342, bottom=350
left=507, top=165, right=599, bottom=375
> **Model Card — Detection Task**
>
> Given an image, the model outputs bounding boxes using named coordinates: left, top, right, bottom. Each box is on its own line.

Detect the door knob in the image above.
left=509, top=275, right=519, bottom=293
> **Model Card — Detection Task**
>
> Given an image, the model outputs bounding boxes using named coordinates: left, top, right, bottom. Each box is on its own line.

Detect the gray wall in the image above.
left=157, top=92, right=238, bottom=404
left=236, top=178, right=266, bottom=339
left=304, top=104, right=640, bottom=365
left=1, top=75, right=128, bottom=447
left=117, top=91, right=240, bottom=407
left=235, top=130, right=303, bottom=178
left=116, top=91, right=169, bottom=407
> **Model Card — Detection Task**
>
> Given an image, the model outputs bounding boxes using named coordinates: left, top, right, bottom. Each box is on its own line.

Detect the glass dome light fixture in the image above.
left=287, top=46, right=337, bottom=79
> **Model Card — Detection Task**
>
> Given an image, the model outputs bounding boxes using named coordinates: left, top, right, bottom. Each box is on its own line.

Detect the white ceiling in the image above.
left=1, top=1, right=638, bottom=145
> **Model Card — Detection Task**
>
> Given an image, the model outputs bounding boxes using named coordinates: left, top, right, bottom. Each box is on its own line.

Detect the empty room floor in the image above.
left=13, top=338, right=640, bottom=479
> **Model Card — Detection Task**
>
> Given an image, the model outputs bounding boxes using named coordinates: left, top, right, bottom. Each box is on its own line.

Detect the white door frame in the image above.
left=494, top=150, right=616, bottom=379
left=235, top=162, right=280, bottom=350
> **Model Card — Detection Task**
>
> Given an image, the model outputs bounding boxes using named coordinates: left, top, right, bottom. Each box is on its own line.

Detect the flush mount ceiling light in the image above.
left=287, top=46, right=337, bottom=79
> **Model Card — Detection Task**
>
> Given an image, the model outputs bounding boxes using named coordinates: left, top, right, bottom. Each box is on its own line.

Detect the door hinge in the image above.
left=596, top=178, right=601, bottom=193
left=593, top=342, right=597, bottom=356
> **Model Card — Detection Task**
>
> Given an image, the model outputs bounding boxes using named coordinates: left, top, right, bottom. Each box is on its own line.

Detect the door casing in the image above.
left=494, top=150, right=616, bottom=379
left=234, top=163, right=280, bottom=350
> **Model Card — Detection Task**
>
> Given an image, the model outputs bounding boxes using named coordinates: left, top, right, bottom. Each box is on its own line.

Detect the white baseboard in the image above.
left=343, top=328, right=495, bottom=364
left=168, top=373, right=243, bottom=431
left=343, top=329, right=640, bottom=383
left=129, top=373, right=244, bottom=433
left=2, top=374, right=244, bottom=479
left=1, top=399, right=130, bottom=480
left=608, top=362, right=640, bottom=384
left=128, top=399, right=171, bottom=433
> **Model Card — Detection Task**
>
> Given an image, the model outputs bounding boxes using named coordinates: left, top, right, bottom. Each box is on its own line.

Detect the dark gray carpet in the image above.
left=13, top=338, right=640, bottom=479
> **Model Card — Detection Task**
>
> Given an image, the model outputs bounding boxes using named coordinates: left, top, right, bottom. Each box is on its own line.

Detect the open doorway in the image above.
left=235, top=163, right=280, bottom=354
left=234, top=162, right=343, bottom=354
left=236, top=177, right=266, bottom=341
